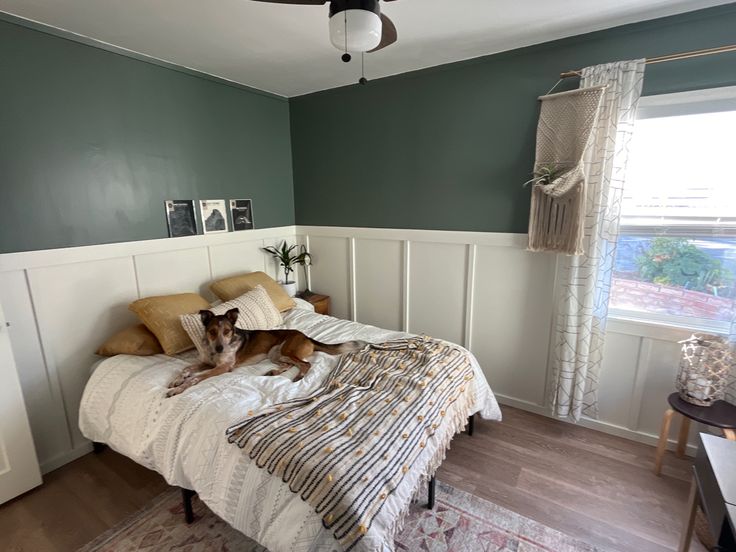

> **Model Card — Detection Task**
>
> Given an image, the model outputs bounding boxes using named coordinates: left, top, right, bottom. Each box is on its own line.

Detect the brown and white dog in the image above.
left=166, top=308, right=365, bottom=397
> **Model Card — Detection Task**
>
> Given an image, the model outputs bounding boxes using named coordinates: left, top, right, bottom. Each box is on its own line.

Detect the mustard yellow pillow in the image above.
left=96, top=324, right=164, bottom=356
left=210, top=271, right=295, bottom=312
left=129, top=293, right=210, bottom=355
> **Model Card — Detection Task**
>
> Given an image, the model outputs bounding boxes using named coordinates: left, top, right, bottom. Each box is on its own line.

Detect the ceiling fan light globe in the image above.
left=329, top=9, right=382, bottom=52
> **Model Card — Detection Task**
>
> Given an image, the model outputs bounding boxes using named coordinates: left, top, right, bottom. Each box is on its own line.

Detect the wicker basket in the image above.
left=676, top=334, right=732, bottom=406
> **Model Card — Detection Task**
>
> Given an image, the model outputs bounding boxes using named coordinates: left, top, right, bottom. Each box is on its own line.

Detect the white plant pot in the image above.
left=281, top=281, right=297, bottom=298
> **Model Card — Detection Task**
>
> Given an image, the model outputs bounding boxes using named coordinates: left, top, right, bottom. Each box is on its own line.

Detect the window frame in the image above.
left=608, top=86, right=736, bottom=335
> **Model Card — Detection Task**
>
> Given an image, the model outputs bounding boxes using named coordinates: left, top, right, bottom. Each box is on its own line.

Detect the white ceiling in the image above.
left=0, top=0, right=731, bottom=97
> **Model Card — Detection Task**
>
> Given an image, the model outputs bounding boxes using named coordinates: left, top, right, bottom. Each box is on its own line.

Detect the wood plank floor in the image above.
left=0, top=405, right=701, bottom=552
left=438, top=407, right=701, bottom=552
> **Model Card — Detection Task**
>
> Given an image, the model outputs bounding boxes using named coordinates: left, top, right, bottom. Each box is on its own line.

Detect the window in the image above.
left=610, top=88, right=736, bottom=332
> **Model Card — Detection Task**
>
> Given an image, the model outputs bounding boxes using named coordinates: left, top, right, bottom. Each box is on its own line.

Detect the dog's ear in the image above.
left=200, top=310, right=214, bottom=327
left=225, top=308, right=239, bottom=325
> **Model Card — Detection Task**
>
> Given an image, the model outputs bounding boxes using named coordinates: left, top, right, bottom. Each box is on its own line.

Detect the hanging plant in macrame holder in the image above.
left=527, top=86, right=606, bottom=255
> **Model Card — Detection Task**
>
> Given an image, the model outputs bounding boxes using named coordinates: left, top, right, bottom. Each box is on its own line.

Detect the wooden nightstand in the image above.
left=298, top=292, right=330, bottom=316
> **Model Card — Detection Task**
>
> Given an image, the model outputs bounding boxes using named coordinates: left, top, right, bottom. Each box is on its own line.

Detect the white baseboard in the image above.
left=40, top=442, right=93, bottom=474
left=494, top=394, right=698, bottom=458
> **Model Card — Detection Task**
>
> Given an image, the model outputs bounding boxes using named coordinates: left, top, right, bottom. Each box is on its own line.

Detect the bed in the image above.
left=79, top=299, right=502, bottom=551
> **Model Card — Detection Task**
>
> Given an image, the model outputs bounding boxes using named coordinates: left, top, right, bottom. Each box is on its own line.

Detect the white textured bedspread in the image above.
left=79, top=304, right=501, bottom=552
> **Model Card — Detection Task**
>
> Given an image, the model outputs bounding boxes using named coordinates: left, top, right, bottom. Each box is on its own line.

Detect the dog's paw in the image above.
left=168, top=369, right=196, bottom=388
left=166, top=376, right=202, bottom=397
left=166, top=383, right=189, bottom=398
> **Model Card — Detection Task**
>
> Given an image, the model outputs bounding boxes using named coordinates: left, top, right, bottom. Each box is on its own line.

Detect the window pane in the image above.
left=622, top=111, right=736, bottom=231
left=611, top=236, right=736, bottom=325
left=612, top=106, right=736, bottom=328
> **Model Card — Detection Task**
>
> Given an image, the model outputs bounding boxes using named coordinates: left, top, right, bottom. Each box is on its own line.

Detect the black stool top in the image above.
left=668, top=392, right=736, bottom=429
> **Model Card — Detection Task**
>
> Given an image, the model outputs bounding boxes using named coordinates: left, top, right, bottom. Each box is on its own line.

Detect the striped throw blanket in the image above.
left=226, top=337, right=476, bottom=551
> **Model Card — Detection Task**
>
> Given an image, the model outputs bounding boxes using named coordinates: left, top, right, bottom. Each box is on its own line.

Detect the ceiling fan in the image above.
left=252, top=0, right=398, bottom=59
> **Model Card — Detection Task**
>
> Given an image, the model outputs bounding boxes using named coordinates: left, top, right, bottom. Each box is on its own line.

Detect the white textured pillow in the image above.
left=180, top=285, right=283, bottom=358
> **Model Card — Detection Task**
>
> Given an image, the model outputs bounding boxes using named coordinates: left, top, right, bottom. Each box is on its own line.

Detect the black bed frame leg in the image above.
left=427, top=476, right=436, bottom=509
left=182, top=488, right=196, bottom=524
left=467, top=414, right=475, bottom=436
left=92, top=442, right=107, bottom=454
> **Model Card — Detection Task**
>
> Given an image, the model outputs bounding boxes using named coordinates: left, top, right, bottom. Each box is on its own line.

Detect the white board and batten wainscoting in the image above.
left=0, top=224, right=705, bottom=490
left=299, top=225, right=707, bottom=455
left=0, top=301, right=42, bottom=504
left=0, top=227, right=306, bottom=480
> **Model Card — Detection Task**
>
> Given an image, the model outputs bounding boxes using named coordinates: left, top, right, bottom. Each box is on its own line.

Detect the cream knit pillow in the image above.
left=180, top=285, right=283, bottom=358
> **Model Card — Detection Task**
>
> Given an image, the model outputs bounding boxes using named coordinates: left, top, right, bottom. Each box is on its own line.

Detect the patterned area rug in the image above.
left=79, top=481, right=599, bottom=552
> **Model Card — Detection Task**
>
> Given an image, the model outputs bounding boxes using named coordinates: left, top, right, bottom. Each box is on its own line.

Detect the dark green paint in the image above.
left=290, top=4, right=736, bottom=233
left=2, top=5, right=736, bottom=252
left=0, top=19, right=294, bottom=254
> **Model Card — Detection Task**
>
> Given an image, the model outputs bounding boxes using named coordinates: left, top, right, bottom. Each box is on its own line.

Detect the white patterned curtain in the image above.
left=549, top=60, right=646, bottom=421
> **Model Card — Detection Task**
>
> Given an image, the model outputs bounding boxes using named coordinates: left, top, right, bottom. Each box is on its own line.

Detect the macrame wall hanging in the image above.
left=527, top=85, right=606, bottom=255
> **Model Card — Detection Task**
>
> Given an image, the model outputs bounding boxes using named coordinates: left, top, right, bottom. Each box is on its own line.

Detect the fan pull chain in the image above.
left=341, top=10, right=351, bottom=63
left=359, top=52, right=368, bottom=85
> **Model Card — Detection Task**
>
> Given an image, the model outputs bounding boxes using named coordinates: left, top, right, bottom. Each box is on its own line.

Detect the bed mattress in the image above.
left=79, top=303, right=501, bottom=552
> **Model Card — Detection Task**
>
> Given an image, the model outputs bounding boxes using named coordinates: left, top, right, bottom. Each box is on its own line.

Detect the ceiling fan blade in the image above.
left=250, top=0, right=326, bottom=4
left=369, top=13, right=397, bottom=52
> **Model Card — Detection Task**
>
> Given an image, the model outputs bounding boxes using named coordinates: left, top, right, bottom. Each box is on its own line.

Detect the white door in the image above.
left=0, top=302, right=42, bottom=504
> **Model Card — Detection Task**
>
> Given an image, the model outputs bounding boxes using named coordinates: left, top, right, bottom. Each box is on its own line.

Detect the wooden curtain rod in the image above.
left=559, top=44, right=736, bottom=78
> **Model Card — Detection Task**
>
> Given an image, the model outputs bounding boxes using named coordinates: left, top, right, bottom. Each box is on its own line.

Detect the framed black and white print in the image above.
left=230, top=199, right=254, bottom=231
left=199, top=199, right=229, bottom=234
left=164, top=200, right=197, bottom=238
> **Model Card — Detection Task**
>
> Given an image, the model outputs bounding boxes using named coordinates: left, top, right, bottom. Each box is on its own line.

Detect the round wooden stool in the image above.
left=654, top=392, right=736, bottom=476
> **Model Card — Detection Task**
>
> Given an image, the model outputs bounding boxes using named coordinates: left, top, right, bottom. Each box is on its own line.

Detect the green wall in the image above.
left=0, top=18, right=294, bottom=254
left=290, top=4, right=736, bottom=233
left=2, top=4, right=736, bottom=253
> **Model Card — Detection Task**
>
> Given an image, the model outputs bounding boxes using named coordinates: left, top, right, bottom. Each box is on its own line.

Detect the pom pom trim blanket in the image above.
left=79, top=306, right=501, bottom=552
left=227, top=337, right=476, bottom=551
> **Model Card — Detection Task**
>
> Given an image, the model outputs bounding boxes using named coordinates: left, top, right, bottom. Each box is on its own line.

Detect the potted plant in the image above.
left=261, top=241, right=311, bottom=297
left=523, top=164, right=564, bottom=188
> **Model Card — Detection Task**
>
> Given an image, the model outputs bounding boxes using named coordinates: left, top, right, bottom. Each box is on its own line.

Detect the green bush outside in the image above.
left=635, top=237, right=733, bottom=295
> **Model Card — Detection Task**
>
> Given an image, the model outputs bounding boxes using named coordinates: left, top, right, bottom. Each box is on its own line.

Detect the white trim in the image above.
left=494, top=394, right=698, bottom=457
left=627, top=338, right=652, bottom=430
left=25, top=269, right=73, bottom=453
left=639, top=85, right=736, bottom=119
left=348, top=237, right=357, bottom=322
left=578, top=413, right=698, bottom=458
left=294, top=226, right=527, bottom=248
left=402, top=241, right=411, bottom=332
left=463, top=244, right=477, bottom=350
left=40, top=442, right=93, bottom=474
left=607, top=314, right=720, bottom=341
left=0, top=225, right=297, bottom=272
left=493, top=394, right=547, bottom=414
left=609, top=308, right=730, bottom=337
left=304, top=234, right=312, bottom=291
